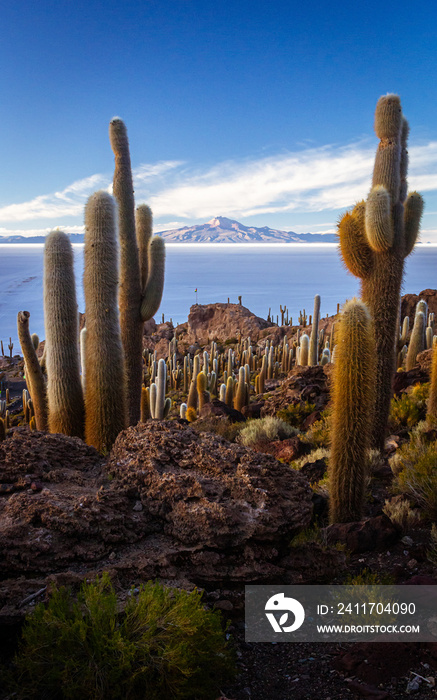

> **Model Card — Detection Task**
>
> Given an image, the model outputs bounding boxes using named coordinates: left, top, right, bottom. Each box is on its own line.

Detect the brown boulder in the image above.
left=266, top=436, right=309, bottom=462
left=325, top=514, right=400, bottom=554
left=0, top=422, right=314, bottom=622
left=108, top=422, right=313, bottom=548
left=199, top=398, right=246, bottom=422
left=185, top=303, right=271, bottom=344
left=392, top=366, right=429, bottom=394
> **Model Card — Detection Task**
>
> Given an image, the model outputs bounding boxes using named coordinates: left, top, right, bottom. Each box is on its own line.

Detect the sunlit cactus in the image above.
left=337, top=94, right=424, bottom=450
left=329, top=299, right=376, bottom=523
left=83, top=191, right=127, bottom=452
left=109, top=118, right=165, bottom=425
left=44, top=230, right=85, bottom=438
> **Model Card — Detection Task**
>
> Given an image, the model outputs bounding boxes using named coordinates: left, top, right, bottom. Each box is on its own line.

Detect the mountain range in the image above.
left=0, top=217, right=337, bottom=244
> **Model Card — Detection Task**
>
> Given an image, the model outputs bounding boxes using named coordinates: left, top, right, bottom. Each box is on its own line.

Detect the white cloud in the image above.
left=2, top=140, right=437, bottom=231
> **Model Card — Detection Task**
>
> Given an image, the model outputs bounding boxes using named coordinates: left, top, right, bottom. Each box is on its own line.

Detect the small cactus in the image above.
left=17, top=312, right=48, bottom=431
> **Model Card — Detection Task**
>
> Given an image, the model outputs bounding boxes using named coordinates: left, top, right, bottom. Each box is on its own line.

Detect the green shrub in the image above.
left=382, top=497, right=421, bottom=532
left=277, top=401, right=316, bottom=428
left=9, top=573, right=235, bottom=700
left=302, top=408, right=331, bottom=447
left=292, top=447, right=330, bottom=470
left=237, top=416, right=298, bottom=446
left=391, top=434, right=437, bottom=520
left=344, top=568, right=394, bottom=585
left=389, top=384, right=429, bottom=430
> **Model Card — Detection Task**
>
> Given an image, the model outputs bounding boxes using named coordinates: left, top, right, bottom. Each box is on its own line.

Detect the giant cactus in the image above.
left=83, top=191, right=127, bottom=451
left=109, top=118, right=165, bottom=426
left=44, top=230, right=85, bottom=438
left=338, top=95, right=424, bottom=450
left=329, top=299, right=376, bottom=523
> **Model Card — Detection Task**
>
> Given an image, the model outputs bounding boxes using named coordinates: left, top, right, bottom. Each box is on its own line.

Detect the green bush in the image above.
left=237, top=416, right=298, bottom=446
left=389, top=384, right=429, bottom=430
left=277, top=401, right=316, bottom=428
left=302, top=408, right=331, bottom=448
left=391, top=434, right=437, bottom=520
left=9, top=573, right=235, bottom=700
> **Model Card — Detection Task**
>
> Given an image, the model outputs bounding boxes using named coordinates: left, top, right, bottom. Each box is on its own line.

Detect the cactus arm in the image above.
left=338, top=207, right=374, bottom=279
left=136, top=204, right=152, bottom=291
left=17, top=311, right=48, bottom=431
left=399, top=118, right=409, bottom=203
left=365, top=186, right=394, bottom=252
left=403, top=192, right=424, bottom=257
left=140, top=236, right=166, bottom=322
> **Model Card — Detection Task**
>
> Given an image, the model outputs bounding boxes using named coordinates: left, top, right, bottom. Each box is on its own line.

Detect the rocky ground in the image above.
left=1, top=293, right=437, bottom=699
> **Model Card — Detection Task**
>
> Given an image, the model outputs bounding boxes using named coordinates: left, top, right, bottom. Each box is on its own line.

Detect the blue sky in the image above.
left=2, top=0, right=437, bottom=240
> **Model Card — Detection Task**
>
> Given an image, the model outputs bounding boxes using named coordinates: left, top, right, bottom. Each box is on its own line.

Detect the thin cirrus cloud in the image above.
left=1, top=142, right=437, bottom=229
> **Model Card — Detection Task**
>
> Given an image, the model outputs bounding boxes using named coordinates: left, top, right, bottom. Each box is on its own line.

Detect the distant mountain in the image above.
left=158, top=217, right=337, bottom=243
left=0, top=218, right=337, bottom=244
left=0, top=233, right=85, bottom=244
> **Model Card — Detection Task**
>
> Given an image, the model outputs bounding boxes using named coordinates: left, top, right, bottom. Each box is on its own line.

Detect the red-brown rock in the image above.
left=325, top=514, right=400, bottom=554
left=185, top=303, right=272, bottom=345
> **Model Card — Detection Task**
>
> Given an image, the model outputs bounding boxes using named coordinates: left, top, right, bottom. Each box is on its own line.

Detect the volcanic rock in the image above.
left=185, top=303, right=272, bottom=345
left=0, top=422, right=315, bottom=622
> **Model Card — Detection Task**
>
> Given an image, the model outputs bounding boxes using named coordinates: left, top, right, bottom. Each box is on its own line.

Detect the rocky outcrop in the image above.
left=261, top=365, right=331, bottom=417
left=107, top=422, right=313, bottom=548
left=0, top=422, right=315, bottom=622
left=184, top=303, right=272, bottom=345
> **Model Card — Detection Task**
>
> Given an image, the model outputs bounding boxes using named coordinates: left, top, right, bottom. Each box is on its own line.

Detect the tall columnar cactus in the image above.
left=299, top=334, right=309, bottom=366
left=338, top=94, right=424, bottom=450
left=427, top=338, right=437, bottom=426
left=83, top=191, right=128, bottom=452
left=109, top=118, right=166, bottom=426
left=234, top=367, right=246, bottom=412
left=329, top=299, right=376, bottom=523
left=44, top=231, right=85, bottom=438
left=406, top=309, right=426, bottom=370
left=309, top=294, right=321, bottom=365
left=17, top=311, right=48, bottom=431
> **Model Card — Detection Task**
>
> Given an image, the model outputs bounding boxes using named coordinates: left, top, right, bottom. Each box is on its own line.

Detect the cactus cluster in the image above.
left=17, top=120, right=165, bottom=453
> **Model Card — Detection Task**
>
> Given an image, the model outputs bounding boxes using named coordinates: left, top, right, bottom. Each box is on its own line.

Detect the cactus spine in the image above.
left=109, top=118, right=165, bottom=426
left=44, top=231, right=85, bottom=438
left=329, top=299, right=376, bottom=523
left=338, top=95, right=424, bottom=450
left=83, top=191, right=127, bottom=452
